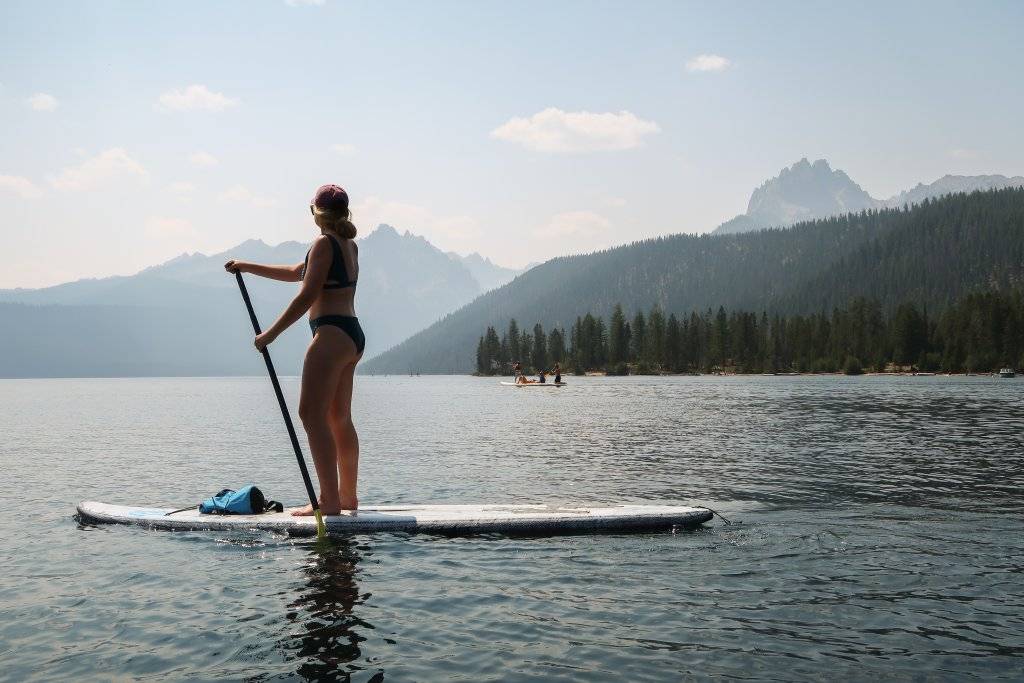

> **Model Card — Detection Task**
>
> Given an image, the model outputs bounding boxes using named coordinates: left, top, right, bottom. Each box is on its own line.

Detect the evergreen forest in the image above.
left=476, top=289, right=1024, bottom=375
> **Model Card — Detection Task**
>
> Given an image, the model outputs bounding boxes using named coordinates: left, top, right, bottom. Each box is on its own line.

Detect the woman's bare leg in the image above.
left=293, top=326, right=355, bottom=516
left=329, top=358, right=361, bottom=510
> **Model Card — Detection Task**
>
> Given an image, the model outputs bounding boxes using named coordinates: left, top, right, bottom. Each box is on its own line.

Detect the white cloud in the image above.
left=353, top=195, right=481, bottom=248
left=0, top=175, right=43, bottom=199
left=158, top=85, right=238, bottom=112
left=285, top=0, right=325, bottom=5
left=219, top=184, right=279, bottom=208
left=145, top=216, right=197, bottom=239
left=602, top=196, right=627, bottom=208
left=331, top=143, right=356, bottom=155
left=686, top=54, right=731, bottom=73
left=49, top=148, right=147, bottom=191
left=189, top=151, right=219, bottom=167
left=491, top=108, right=660, bottom=153
left=27, top=93, right=59, bottom=111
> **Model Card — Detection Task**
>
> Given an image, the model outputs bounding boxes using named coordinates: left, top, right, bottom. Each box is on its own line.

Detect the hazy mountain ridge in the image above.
left=363, top=188, right=1024, bottom=374
left=0, top=224, right=517, bottom=376
left=883, top=174, right=1024, bottom=209
left=713, top=159, right=1024, bottom=235
left=447, top=251, right=523, bottom=292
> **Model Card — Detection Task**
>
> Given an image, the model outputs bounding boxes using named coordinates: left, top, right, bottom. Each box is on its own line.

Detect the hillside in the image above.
left=363, top=188, right=1024, bottom=374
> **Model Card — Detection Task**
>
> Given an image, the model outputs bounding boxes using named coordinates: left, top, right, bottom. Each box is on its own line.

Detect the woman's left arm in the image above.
left=255, top=236, right=331, bottom=350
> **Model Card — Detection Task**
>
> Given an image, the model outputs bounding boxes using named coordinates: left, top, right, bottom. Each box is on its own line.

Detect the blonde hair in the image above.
left=312, top=206, right=357, bottom=239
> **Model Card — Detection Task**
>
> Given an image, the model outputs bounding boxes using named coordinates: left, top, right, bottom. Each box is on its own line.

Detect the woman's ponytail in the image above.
left=313, top=208, right=358, bottom=239
left=336, top=217, right=357, bottom=239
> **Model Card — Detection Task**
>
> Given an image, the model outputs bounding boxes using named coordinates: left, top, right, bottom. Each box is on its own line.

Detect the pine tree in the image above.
left=532, top=323, right=548, bottom=371
left=507, top=319, right=521, bottom=364
left=520, top=332, right=533, bottom=372
left=711, top=306, right=728, bottom=368
left=630, top=311, right=646, bottom=364
left=648, top=306, right=666, bottom=369
left=548, top=327, right=566, bottom=364
left=609, top=304, right=628, bottom=365
left=483, top=326, right=501, bottom=375
left=666, top=313, right=681, bottom=371
left=476, top=336, right=486, bottom=375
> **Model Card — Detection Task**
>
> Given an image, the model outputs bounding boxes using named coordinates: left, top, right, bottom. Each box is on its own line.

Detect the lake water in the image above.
left=1, top=375, right=1022, bottom=681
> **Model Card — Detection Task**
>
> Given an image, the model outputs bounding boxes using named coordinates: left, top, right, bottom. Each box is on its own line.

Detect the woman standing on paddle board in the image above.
left=224, top=184, right=363, bottom=514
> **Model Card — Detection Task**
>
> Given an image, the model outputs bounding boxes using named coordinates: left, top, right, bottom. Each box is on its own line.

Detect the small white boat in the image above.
left=500, top=381, right=568, bottom=388
left=999, top=368, right=1016, bottom=378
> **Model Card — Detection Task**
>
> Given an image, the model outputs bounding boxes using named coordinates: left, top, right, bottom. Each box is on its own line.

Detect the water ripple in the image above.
left=0, top=375, right=1022, bottom=680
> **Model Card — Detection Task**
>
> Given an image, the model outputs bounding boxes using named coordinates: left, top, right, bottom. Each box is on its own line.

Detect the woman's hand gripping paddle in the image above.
left=232, top=271, right=327, bottom=539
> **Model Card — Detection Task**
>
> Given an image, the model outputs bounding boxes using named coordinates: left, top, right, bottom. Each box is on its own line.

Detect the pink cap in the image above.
left=312, top=184, right=349, bottom=211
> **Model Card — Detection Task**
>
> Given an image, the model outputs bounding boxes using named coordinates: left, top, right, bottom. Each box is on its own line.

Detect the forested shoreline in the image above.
left=371, top=188, right=1024, bottom=375
left=475, top=289, right=1024, bottom=376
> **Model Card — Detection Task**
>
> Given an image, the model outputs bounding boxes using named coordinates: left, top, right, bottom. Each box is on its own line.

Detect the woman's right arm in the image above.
left=224, top=260, right=303, bottom=282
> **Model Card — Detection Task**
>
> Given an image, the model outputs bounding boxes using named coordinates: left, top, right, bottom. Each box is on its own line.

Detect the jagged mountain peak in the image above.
left=367, top=223, right=401, bottom=238
left=715, top=159, right=1024, bottom=236
left=741, top=158, right=876, bottom=229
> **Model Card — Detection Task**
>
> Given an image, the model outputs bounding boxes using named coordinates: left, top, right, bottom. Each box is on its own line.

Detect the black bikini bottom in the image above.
left=309, top=315, right=365, bottom=354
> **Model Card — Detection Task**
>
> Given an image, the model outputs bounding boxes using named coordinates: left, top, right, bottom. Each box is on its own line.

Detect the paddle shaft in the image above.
left=233, top=271, right=323, bottom=527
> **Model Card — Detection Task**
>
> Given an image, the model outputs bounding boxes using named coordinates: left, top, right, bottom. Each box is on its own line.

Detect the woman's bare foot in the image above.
left=290, top=501, right=341, bottom=516
left=339, top=496, right=358, bottom=511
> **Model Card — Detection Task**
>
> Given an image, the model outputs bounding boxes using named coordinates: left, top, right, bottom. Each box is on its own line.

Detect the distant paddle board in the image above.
left=500, top=381, right=568, bottom=388
left=77, top=502, right=711, bottom=536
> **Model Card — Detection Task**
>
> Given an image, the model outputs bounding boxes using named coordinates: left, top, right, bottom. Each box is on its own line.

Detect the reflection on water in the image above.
left=1, top=375, right=1023, bottom=680
left=282, top=539, right=381, bottom=682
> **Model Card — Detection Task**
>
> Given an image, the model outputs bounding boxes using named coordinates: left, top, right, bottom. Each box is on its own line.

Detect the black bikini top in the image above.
left=301, top=234, right=357, bottom=289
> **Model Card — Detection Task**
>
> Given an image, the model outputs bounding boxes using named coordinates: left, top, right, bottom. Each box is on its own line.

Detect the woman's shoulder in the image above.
left=319, top=232, right=357, bottom=247
left=308, top=234, right=334, bottom=255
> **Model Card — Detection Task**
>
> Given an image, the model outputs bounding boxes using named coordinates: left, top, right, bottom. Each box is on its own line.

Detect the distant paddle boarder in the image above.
left=513, top=360, right=529, bottom=384
left=552, top=362, right=562, bottom=384
left=225, top=184, right=363, bottom=514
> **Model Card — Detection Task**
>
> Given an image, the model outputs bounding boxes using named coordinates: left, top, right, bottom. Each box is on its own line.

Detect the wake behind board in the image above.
left=500, top=381, right=568, bottom=388
left=77, top=502, right=711, bottom=536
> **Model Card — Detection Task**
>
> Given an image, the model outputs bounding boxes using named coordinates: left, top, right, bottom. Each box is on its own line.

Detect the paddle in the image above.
left=233, top=271, right=326, bottom=539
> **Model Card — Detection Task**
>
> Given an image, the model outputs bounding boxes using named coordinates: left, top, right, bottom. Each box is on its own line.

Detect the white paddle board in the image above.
left=77, top=501, right=711, bottom=536
left=499, top=381, right=568, bottom=387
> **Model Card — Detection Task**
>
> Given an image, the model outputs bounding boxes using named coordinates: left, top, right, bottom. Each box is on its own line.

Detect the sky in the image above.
left=1, top=0, right=1022, bottom=288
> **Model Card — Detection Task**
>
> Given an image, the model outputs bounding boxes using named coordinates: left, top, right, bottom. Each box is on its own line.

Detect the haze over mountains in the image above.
left=713, top=158, right=1024, bottom=235
left=0, top=225, right=523, bottom=377
left=3, top=159, right=1022, bottom=378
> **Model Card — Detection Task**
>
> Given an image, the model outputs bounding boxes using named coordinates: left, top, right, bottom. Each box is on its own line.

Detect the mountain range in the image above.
left=4, top=159, right=1022, bottom=378
left=713, top=158, right=1024, bottom=234
left=0, top=225, right=523, bottom=377
left=363, top=187, right=1024, bottom=374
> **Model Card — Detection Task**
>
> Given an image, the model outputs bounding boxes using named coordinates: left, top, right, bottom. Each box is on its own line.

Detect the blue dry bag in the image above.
left=198, top=485, right=283, bottom=515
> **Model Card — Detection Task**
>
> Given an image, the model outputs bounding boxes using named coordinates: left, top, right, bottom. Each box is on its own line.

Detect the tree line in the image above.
left=475, top=289, right=1024, bottom=375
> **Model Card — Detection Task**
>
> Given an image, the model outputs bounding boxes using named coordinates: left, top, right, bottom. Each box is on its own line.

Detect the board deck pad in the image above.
left=77, top=502, right=712, bottom=536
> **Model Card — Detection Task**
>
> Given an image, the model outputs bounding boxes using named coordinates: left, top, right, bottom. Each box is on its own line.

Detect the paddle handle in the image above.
left=234, top=271, right=325, bottom=538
